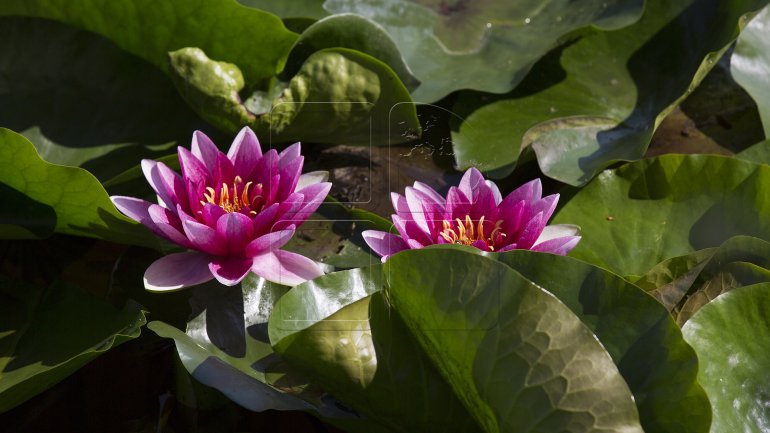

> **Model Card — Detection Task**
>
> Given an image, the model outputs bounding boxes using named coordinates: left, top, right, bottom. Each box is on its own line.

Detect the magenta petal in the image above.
left=505, top=178, right=542, bottom=207
left=445, top=187, right=471, bottom=220
left=142, top=160, right=185, bottom=209
left=191, top=131, right=220, bottom=173
left=531, top=236, right=581, bottom=255
left=530, top=193, right=559, bottom=223
left=252, top=149, right=278, bottom=189
left=406, top=238, right=424, bottom=249
left=498, top=199, right=526, bottom=236
left=486, top=180, right=503, bottom=205
left=271, top=196, right=303, bottom=231
left=181, top=213, right=227, bottom=256
left=252, top=203, right=281, bottom=234
left=216, top=212, right=255, bottom=254
left=362, top=230, right=408, bottom=258
left=227, top=127, right=262, bottom=177
left=291, top=182, right=332, bottom=223
left=278, top=142, right=301, bottom=168
left=517, top=211, right=546, bottom=249
left=275, top=155, right=303, bottom=202
left=251, top=250, right=324, bottom=286
left=200, top=203, right=226, bottom=227
left=391, top=193, right=410, bottom=216
left=392, top=214, right=432, bottom=246
left=178, top=147, right=210, bottom=187
left=405, top=187, right=443, bottom=235
left=245, top=225, right=296, bottom=257
left=148, top=205, right=189, bottom=247
left=209, top=257, right=254, bottom=286
left=144, top=252, right=213, bottom=291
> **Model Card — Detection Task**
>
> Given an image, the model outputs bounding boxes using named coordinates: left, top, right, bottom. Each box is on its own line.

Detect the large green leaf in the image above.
left=553, top=154, right=770, bottom=276
left=0, top=16, right=206, bottom=184
left=732, top=4, right=770, bottom=138
left=451, top=0, right=768, bottom=183
left=0, top=0, right=297, bottom=84
left=737, top=138, right=770, bottom=165
left=0, top=279, right=146, bottom=413
left=384, top=248, right=643, bottom=433
left=168, top=47, right=419, bottom=145
left=238, top=0, right=327, bottom=19
left=270, top=266, right=481, bottom=433
left=325, top=0, right=643, bottom=102
left=682, top=283, right=770, bottom=433
left=0, top=129, right=157, bottom=247
left=495, top=250, right=710, bottom=433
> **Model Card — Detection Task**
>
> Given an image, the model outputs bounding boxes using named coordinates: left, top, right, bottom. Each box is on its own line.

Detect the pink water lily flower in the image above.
left=362, top=168, right=580, bottom=261
left=112, top=127, right=331, bottom=290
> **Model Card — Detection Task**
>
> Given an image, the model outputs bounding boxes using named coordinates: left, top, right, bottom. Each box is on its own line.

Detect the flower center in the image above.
left=439, top=215, right=505, bottom=251
left=200, top=176, right=264, bottom=215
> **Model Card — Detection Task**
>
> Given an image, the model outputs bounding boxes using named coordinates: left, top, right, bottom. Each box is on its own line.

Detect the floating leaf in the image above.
left=385, top=248, right=643, bottom=433
left=0, top=280, right=145, bottom=412
left=682, top=283, right=770, bottom=433
left=732, top=4, right=770, bottom=138
left=238, top=0, right=327, bottom=19
left=325, top=0, right=644, bottom=102
left=0, top=0, right=297, bottom=83
left=495, top=250, right=710, bottom=433
left=0, top=129, right=157, bottom=247
left=270, top=266, right=481, bottom=433
left=553, top=154, right=770, bottom=276
left=169, top=47, right=419, bottom=145
left=451, top=0, right=768, bottom=183
left=737, top=138, right=770, bottom=165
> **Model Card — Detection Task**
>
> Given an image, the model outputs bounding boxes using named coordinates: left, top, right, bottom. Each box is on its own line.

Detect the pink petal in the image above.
left=270, top=195, right=304, bottom=231
left=362, top=230, right=408, bottom=258
left=405, top=187, right=443, bottom=236
left=498, top=199, right=526, bottom=236
left=179, top=207, right=228, bottom=256
left=209, top=256, right=254, bottom=286
left=517, top=211, right=546, bottom=249
left=216, top=212, right=255, bottom=254
left=191, top=130, right=220, bottom=173
left=112, top=196, right=153, bottom=224
left=199, top=203, right=226, bottom=227
left=392, top=214, right=432, bottom=246
left=530, top=193, right=559, bottom=224
left=486, top=180, right=503, bottom=205
left=533, top=224, right=580, bottom=246
left=148, top=204, right=189, bottom=247
left=252, top=149, right=278, bottom=189
left=178, top=147, right=210, bottom=187
left=144, top=252, right=213, bottom=292
left=391, top=192, right=410, bottom=216
left=504, top=178, right=542, bottom=206
left=412, top=181, right=445, bottom=207
left=251, top=250, right=324, bottom=286
left=142, top=160, right=185, bottom=209
left=213, top=151, right=236, bottom=186
left=531, top=236, right=581, bottom=256
left=458, top=167, right=485, bottom=204
left=445, top=187, right=471, bottom=220
left=278, top=142, right=301, bottom=168
left=290, top=182, right=332, bottom=224
left=406, top=238, right=425, bottom=249
left=245, top=225, right=296, bottom=257
left=227, top=126, right=262, bottom=177
left=275, top=155, right=303, bottom=202
left=252, top=203, right=281, bottom=235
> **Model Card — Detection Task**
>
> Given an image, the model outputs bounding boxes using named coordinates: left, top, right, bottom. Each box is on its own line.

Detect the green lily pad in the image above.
left=0, top=129, right=157, bottom=247
left=0, top=0, right=297, bottom=84
left=495, top=250, right=710, bottom=433
left=451, top=0, right=768, bottom=183
left=0, top=280, right=146, bottom=413
left=384, top=248, right=643, bottom=433
left=553, top=154, right=770, bottom=276
left=270, top=266, right=481, bottom=433
left=737, top=139, right=770, bottom=165
left=169, top=47, right=419, bottom=145
left=238, top=0, right=327, bottom=19
left=732, top=4, right=770, bottom=138
left=325, top=0, right=643, bottom=102
left=682, top=283, right=770, bottom=433
left=0, top=17, right=206, bottom=184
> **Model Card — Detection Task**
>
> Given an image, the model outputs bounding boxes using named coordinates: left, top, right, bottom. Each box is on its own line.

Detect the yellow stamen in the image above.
left=439, top=215, right=504, bottom=250
left=200, top=176, right=264, bottom=214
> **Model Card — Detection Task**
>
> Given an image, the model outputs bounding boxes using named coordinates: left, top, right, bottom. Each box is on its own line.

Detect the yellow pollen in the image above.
left=199, top=176, right=263, bottom=215
left=439, top=215, right=505, bottom=250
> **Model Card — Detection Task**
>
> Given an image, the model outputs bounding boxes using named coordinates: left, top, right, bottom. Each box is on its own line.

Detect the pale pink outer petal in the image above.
left=391, top=193, right=410, bottom=216
left=392, top=214, right=432, bottom=246
left=191, top=130, right=220, bottom=173
left=295, top=171, right=329, bottom=191
left=245, top=225, right=296, bottom=257
left=362, top=230, right=408, bottom=259
left=533, top=224, right=580, bottom=246
left=209, top=257, right=254, bottom=286
left=531, top=236, right=581, bottom=256
left=251, top=250, right=324, bottom=286
left=141, top=160, right=185, bottom=209
left=288, top=182, right=332, bottom=224
left=412, top=181, right=445, bottom=207
left=147, top=204, right=189, bottom=247
left=144, top=252, right=213, bottom=292
left=112, top=196, right=153, bottom=224
left=113, top=196, right=186, bottom=245
left=227, top=126, right=262, bottom=177
left=458, top=167, right=485, bottom=204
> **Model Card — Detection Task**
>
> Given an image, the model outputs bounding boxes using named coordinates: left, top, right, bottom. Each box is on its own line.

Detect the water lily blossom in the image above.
left=362, top=168, right=580, bottom=261
left=112, top=127, right=331, bottom=290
